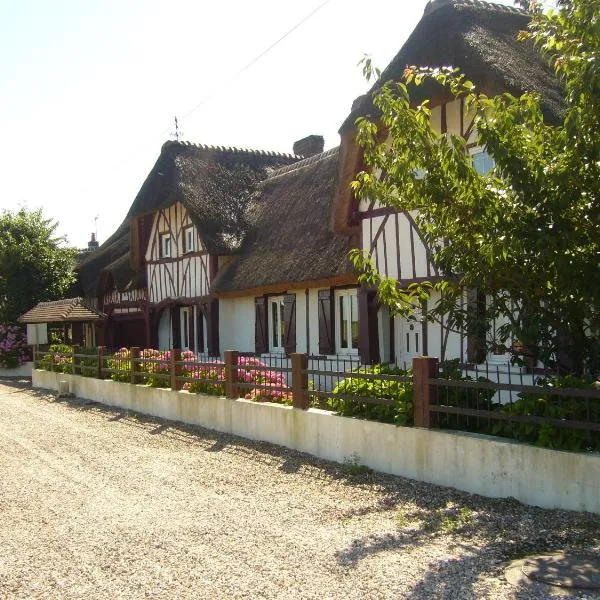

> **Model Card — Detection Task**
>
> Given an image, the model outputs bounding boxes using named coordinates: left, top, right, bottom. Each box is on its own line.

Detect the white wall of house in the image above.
left=219, top=296, right=255, bottom=353
left=158, top=309, right=172, bottom=350
left=219, top=287, right=358, bottom=357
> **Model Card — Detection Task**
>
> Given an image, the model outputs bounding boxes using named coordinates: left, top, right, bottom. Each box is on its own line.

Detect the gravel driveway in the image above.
left=0, top=379, right=598, bottom=599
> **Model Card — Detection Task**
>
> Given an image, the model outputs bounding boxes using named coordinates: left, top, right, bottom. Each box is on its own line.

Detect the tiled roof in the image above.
left=19, top=298, right=106, bottom=324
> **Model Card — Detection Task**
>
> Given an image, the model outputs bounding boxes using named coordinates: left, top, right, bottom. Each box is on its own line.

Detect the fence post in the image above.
left=291, top=353, right=309, bottom=409
left=71, top=345, right=80, bottom=376
left=130, top=347, right=140, bottom=385
left=97, top=346, right=105, bottom=379
left=170, top=348, right=182, bottom=391
left=224, top=350, right=239, bottom=399
left=413, top=357, right=439, bottom=428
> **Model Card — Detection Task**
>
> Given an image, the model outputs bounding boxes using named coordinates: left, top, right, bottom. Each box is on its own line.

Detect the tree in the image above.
left=352, top=0, right=600, bottom=374
left=0, top=209, right=77, bottom=323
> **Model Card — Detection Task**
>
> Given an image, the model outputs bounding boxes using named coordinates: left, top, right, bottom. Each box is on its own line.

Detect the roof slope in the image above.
left=211, top=148, right=359, bottom=294
left=19, top=298, right=106, bottom=324
left=76, top=220, right=134, bottom=297
left=342, top=0, right=563, bottom=130
left=126, top=141, right=300, bottom=255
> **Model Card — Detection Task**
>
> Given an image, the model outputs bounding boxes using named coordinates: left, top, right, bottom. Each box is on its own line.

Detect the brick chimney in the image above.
left=87, top=232, right=99, bottom=252
left=293, top=135, right=324, bottom=158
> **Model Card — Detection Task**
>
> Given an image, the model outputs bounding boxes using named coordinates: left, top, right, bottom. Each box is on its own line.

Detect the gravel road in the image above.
left=0, top=379, right=598, bottom=599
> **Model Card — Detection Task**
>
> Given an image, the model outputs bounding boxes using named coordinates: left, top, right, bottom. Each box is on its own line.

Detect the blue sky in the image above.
left=0, top=0, right=521, bottom=248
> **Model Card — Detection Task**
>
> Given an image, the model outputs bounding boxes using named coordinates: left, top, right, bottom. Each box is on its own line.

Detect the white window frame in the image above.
left=160, top=233, right=172, bottom=258
left=335, top=289, right=359, bottom=355
left=268, top=296, right=285, bottom=353
left=470, top=147, right=495, bottom=175
left=183, top=225, right=195, bottom=254
left=180, top=307, right=190, bottom=350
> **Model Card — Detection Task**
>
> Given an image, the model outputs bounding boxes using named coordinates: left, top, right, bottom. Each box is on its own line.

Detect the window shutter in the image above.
left=196, top=306, right=205, bottom=353
left=200, top=299, right=220, bottom=356
left=283, top=294, right=296, bottom=355
left=358, top=288, right=380, bottom=364
left=318, top=289, right=335, bottom=355
left=255, top=296, right=268, bottom=354
left=171, top=305, right=181, bottom=349
left=466, top=289, right=486, bottom=363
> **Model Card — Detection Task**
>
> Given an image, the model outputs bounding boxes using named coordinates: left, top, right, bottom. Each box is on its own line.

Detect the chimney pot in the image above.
left=293, top=135, right=324, bottom=158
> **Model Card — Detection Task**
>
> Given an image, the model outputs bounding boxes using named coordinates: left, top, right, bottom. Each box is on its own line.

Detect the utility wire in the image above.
left=156, top=0, right=334, bottom=138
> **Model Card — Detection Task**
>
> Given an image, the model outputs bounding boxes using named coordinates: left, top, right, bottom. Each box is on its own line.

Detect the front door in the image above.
left=395, top=316, right=422, bottom=368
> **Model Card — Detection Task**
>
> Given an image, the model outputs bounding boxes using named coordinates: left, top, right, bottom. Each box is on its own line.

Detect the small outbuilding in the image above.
left=19, top=298, right=106, bottom=347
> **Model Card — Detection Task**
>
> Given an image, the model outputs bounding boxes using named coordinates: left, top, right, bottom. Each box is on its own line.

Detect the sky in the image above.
left=0, top=0, right=521, bottom=249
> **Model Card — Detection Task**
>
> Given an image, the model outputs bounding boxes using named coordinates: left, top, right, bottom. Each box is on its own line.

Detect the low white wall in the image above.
left=0, top=361, right=33, bottom=378
left=32, top=369, right=600, bottom=515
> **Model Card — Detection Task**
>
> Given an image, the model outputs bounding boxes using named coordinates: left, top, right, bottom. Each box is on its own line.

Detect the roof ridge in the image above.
left=163, top=140, right=300, bottom=160
left=266, top=147, right=339, bottom=180
left=425, top=0, right=529, bottom=16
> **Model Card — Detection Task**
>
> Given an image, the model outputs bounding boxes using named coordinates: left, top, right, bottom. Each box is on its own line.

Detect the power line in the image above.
left=175, top=0, right=334, bottom=127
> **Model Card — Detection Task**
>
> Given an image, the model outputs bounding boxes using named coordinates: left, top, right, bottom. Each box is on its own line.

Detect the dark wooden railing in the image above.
left=34, top=348, right=600, bottom=450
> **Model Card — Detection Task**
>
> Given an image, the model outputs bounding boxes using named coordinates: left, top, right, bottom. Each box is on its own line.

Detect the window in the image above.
left=160, top=233, right=172, bottom=258
left=183, top=226, right=195, bottom=253
left=180, top=307, right=190, bottom=350
left=336, top=289, right=359, bottom=354
left=268, top=296, right=285, bottom=352
left=471, top=149, right=495, bottom=175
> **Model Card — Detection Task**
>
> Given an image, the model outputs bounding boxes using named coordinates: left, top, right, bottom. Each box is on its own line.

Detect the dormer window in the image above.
left=183, top=226, right=195, bottom=254
left=160, top=233, right=172, bottom=258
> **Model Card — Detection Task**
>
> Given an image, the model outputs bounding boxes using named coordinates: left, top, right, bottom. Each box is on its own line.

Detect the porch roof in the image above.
left=18, top=298, right=106, bottom=324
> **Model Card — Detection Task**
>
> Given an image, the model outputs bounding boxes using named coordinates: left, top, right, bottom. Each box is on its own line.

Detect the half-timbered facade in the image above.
left=333, top=0, right=563, bottom=367
left=123, top=140, right=301, bottom=354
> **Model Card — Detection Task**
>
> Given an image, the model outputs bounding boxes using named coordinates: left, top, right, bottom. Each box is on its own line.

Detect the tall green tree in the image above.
left=0, top=209, right=76, bottom=323
left=352, top=0, right=600, bottom=373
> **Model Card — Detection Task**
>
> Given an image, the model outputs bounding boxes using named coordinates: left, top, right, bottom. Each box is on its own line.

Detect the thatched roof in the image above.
left=76, top=220, right=135, bottom=297
left=19, top=298, right=106, bottom=324
left=76, top=141, right=299, bottom=297
left=341, top=0, right=564, bottom=131
left=126, top=141, right=300, bottom=255
left=211, top=148, right=359, bottom=295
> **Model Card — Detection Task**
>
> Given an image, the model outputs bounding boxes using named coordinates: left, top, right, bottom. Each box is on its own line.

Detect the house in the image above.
left=211, top=146, right=366, bottom=360
left=66, top=0, right=562, bottom=374
left=331, top=0, right=563, bottom=367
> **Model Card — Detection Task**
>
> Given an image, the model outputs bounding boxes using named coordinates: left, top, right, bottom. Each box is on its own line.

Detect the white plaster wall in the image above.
left=219, top=296, right=256, bottom=354
left=33, top=369, right=600, bottom=515
left=158, top=309, right=172, bottom=350
left=220, top=288, right=329, bottom=357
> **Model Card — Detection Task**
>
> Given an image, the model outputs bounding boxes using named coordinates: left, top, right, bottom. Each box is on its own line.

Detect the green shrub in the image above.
left=328, top=364, right=413, bottom=425
left=436, top=359, right=498, bottom=433
left=495, top=375, right=600, bottom=451
left=106, top=348, right=131, bottom=383
left=40, top=344, right=73, bottom=373
left=76, top=347, right=99, bottom=378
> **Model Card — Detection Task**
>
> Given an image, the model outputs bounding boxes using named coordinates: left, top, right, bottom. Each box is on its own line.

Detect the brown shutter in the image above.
left=171, top=305, right=181, bottom=349
left=467, top=289, right=486, bottom=363
left=255, top=296, right=268, bottom=354
left=358, top=288, right=380, bottom=364
left=318, top=289, right=335, bottom=355
left=283, top=294, right=296, bottom=355
left=188, top=307, right=195, bottom=352
left=196, top=306, right=205, bottom=353
left=201, top=299, right=220, bottom=356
